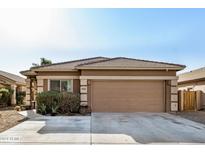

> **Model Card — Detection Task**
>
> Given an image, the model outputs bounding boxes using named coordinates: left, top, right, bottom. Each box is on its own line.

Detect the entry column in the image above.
left=170, top=79, right=178, bottom=112
left=10, top=84, right=16, bottom=105
left=80, top=79, right=88, bottom=107
left=25, top=78, right=31, bottom=105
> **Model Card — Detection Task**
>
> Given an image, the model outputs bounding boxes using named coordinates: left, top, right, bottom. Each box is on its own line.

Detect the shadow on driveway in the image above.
left=37, top=116, right=91, bottom=134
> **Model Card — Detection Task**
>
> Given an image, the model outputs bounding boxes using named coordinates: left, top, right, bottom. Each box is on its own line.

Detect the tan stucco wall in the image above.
left=81, top=70, right=176, bottom=76
left=80, top=70, right=176, bottom=112
left=43, top=79, right=48, bottom=92
left=26, top=69, right=177, bottom=112
left=73, top=79, right=80, bottom=94
left=37, top=71, right=80, bottom=76
left=165, top=80, right=171, bottom=112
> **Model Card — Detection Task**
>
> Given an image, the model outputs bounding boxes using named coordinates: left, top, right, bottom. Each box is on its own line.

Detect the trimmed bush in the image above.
left=36, top=91, right=80, bottom=115
left=36, top=91, right=60, bottom=114
left=58, top=92, right=80, bottom=114
left=38, top=103, right=46, bottom=115
left=58, top=92, right=71, bottom=114
left=69, top=94, right=80, bottom=113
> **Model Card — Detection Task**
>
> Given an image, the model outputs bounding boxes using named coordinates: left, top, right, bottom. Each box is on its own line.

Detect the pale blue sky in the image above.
left=0, top=9, right=205, bottom=76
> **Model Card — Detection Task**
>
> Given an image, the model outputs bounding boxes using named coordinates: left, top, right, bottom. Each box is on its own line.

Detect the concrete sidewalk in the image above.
left=0, top=110, right=91, bottom=144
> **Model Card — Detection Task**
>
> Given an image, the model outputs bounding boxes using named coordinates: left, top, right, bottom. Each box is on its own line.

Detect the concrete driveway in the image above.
left=92, top=113, right=205, bottom=144
left=1, top=111, right=205, bottom=144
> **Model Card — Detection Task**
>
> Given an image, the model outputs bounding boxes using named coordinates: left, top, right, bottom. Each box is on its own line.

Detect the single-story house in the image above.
left=21, top=57, right=185, bottom=112
left=0, top=70, right=26, bottom=105
left=178, top=67, right=205, bottom=109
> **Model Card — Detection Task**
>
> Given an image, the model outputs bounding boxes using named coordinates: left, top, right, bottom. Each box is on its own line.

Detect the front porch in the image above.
left=0, top=75, right=26, bottom=107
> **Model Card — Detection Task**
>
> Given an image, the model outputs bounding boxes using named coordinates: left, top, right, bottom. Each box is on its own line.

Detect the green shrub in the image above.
left=69, top=94, right=80, bottom=113
left=16, top=91, right=26, bottom=105
left=58, top=92, right=71, bottom=114
left=0, top=88, right=13, bottom=107
left=36, top=91, right=80, bottom=115
left=38, top=103, right=46, bottom=115
left=36, top=91, right=60, bottom=114
left=51, top=100, right=59, bottom=113
left=58, top=92, right=80, bottom=114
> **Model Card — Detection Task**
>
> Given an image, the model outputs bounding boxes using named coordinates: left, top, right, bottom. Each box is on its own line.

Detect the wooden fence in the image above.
left=178, top=90, right=201, bottom=111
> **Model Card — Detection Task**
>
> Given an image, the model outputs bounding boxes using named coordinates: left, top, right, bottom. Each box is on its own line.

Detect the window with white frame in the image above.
left=49, top=80, right=73, bottom=92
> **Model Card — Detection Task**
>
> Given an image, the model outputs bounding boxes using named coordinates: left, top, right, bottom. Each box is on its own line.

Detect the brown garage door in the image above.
left=91, top=80, right=165, bottom=112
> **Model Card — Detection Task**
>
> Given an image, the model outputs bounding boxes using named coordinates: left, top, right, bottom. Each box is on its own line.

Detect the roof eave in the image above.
left=16, top=81, right=26, bottom=86
left=33, top=68, right=78, bottom=72
left=0, top=75, right=25, bottom=85
left=76, top=66, right=185, bottom=71
left=0, top=75, right=16, bottom=84
left=20, top=70, right=37, bottom=76
left=178, top=77, right=205, bottom=84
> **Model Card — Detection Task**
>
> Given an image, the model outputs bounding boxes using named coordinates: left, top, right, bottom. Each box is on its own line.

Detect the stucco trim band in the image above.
left=80, top=76, right=178, bottom=80
left=36, top=76, right=79, bottom=80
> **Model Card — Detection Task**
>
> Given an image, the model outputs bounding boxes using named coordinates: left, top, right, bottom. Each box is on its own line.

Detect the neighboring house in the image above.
left=0, top=70, right=26, bottom=105
left=21, top=57, right=185, bottom=112
left=178, top=67, right=205, bottom=109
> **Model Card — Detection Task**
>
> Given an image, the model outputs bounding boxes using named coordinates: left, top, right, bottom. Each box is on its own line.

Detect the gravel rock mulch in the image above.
left=172, top=111, right=205, bottom=125
left=0, top=109, right=27, bottom=133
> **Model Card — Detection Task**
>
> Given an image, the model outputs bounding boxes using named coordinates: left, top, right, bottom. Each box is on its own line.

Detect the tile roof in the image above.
left=30, top=57, right=109, bottom=71
left=178, top=67, right=205, bottom=83
left=76, top=57, right=185, bottom=70
left=21, top=56, right=185, bottom=76
left=0, top=70, right=26, bottom=85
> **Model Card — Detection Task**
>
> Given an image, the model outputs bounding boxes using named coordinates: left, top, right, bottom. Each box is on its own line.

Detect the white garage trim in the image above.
left=80, top=76, right=178, bottom=80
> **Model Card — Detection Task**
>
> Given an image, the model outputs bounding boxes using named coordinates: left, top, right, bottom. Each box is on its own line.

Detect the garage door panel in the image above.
left=91, top=80, right=165, bottom=112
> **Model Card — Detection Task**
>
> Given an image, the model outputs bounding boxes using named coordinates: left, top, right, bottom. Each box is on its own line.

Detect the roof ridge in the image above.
left=77, top=57, right=186, bottom=68
left=115, top=57, right=186, bottom=67
left=31, top=56, right=109, bottom=70
left=76, top=57, right=113, bottom=67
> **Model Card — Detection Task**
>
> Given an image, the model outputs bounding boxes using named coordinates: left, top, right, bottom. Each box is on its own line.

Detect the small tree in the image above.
left=40, top=58, right=52, bottom=66
left=31, top=58, right=52, bottom=68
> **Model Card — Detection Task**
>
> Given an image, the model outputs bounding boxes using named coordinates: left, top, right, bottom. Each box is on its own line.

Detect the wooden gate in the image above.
left=183, top=91, right=197, bottom=111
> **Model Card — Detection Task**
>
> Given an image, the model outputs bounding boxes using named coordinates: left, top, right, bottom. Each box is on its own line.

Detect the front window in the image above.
left=49, top=80, right=73, bottom=92
left=50, top=80, right=60, bottom=92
